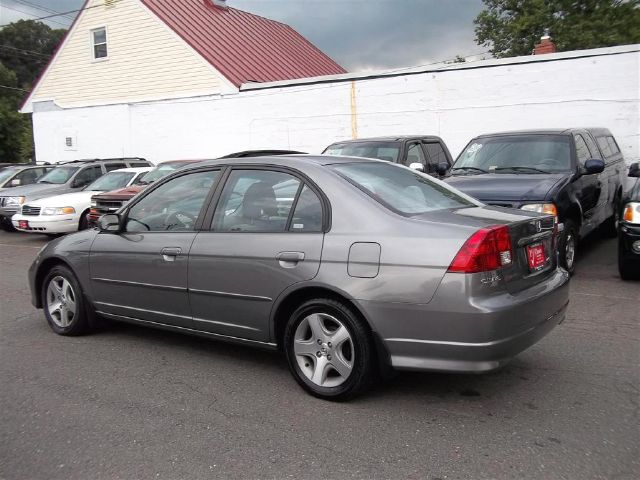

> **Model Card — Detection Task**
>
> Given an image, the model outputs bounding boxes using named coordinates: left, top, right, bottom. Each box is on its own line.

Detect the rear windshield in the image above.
left=37, top=166, right=79, bottom=184
left=455, top=135, right=572, bottom=174
left=324, top=142, right=401, bottom=163
left=332, top=162, right=476, bottom=215
left=85, top=171, right=135, bottom=191
left=139, top=164, right=182, bottom=184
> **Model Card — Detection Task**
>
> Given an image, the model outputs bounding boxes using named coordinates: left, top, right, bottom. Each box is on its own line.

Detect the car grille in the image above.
left=95, top=200, right=124, bottom=213
left=21, top=205, right=41, bottom=216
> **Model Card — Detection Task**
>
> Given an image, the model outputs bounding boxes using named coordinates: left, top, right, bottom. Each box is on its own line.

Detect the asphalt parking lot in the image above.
left=0, top=229, right=638, bottom=480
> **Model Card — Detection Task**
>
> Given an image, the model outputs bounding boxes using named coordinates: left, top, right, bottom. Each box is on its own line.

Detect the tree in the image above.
left=0, top=20, right=65, bottom=163
left=475, top=0, right=640, bottom=58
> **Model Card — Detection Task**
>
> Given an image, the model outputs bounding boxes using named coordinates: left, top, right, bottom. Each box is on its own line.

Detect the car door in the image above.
left=89, top=169, right=220, bottom=328
left=583, top=132, right=609, bottom=225
left=572, top=133, right=602, bottom=232
left=188, top=168, right=326, bottom=342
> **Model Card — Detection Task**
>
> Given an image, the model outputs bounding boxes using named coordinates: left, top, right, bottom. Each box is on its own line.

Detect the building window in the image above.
left=91, top=27, right=108, bottom=60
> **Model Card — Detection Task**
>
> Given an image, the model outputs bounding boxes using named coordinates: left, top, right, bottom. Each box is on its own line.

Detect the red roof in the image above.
left=141, top=0, right=346, bottom=87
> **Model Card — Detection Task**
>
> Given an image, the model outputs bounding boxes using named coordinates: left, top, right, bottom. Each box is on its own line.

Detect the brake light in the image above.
left=448, top=225, right=513, bottom=273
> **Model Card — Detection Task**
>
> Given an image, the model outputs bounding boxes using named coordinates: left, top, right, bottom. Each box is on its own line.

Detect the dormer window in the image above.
left=91, top=27, right=108, bottom=60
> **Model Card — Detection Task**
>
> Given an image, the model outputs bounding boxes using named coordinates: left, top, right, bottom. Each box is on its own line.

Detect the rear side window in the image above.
left=607, top=136, right=620, bottom=155
left=324, top=142, right=401, bottom=163
left=290, top=185, right=323, bottom=232
left=104, top=163, right=126, bottom=172
left=129, top=162, right=150, bottom=167
left=596, top=137, right=613, bottom=158
left=332, top=162, right=476, bottom=216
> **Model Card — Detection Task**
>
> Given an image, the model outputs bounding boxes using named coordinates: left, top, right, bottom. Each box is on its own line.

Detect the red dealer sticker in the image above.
left=527, top=243, right=546, bottom=271
left=18, top=220, right=29, bottom=230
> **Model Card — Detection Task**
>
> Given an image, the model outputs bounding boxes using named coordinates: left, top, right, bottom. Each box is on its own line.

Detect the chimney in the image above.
left=211, top=0, right=228, bottom=9
left=533, top=29, right=556, bottom=55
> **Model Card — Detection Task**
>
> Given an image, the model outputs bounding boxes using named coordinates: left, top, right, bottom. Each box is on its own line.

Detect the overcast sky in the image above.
left=0, top=0, right=486, bottom=71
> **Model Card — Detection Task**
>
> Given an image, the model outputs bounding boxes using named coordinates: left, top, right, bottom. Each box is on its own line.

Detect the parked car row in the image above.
left=15, top=127, right=639, bottom=400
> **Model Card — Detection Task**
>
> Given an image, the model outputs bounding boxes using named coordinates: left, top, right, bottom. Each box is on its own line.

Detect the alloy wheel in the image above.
left=293, top=313, right=354, bottom=388
left=46, top=276, right=77, bottom=328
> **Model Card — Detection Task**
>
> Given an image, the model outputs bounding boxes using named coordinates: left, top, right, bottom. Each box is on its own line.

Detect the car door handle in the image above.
left=161, top=247, right=182, bottom=262
left=276, top=251, right=305, bottom=266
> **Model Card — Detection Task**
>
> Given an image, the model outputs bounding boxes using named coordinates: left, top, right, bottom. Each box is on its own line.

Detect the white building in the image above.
left=21, top=1, right=640, bottom=164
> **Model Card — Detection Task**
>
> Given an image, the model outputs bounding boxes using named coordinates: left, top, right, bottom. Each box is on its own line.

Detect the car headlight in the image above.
left=521, top=203, right=558, bottom=217
left=5, top=196, right=26, bottom=207
left=622, top=202, right=640, bottom=224
left=42, top=207, right=76, bottom=215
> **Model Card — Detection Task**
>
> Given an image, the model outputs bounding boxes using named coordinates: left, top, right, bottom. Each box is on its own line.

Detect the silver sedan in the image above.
left=29, top=156, right=570, bottom=400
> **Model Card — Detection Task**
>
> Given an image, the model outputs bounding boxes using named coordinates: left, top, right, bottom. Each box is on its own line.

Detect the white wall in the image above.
left=32, top=46, right=640, bottom=164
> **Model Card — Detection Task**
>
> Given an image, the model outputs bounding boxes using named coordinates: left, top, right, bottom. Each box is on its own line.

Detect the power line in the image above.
left=0, top=3, right=69, bottom=27
left=0, top=0, right=123, bottom=27
left=0, top=84, right=30, bottom=92
left=0, top=44, right=51, bottom=58
left=12, top=0, right=75, bottom=20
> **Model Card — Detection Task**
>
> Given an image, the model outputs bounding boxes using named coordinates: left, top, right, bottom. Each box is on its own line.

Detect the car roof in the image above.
left=185, top=154, right=386, bottom=170
left=156, top=159, right=205, bottom=166
left=327, top=135, right=443, bottom=144
left=111, top=167, right=153, bottom=173
left=471, top=128, right=613, bottom=139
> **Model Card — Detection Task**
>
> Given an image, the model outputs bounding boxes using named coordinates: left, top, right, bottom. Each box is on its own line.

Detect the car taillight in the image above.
left=448, top=225, right=513, bottom=273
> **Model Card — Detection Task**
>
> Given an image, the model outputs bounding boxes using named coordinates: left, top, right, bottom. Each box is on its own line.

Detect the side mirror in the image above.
left=10, top=178, right=21, bottom=187
left=436, top=162, right=450, bottom=176
left=98, top=213, right=121, bottom=233
left=409, top=162, right=424, bottom=172
left=584, top=158, right=605, bottom=175
left=629, top=162, right=640, bottom=178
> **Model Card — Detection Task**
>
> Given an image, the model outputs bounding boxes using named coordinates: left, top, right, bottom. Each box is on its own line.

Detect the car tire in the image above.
left=602, top=197, right=620, bottom=238
left=618, top=239, right=640, bottom=281
left=0, top=217, right=16, bottom=232
left=78, top=211, right=89, bottom=231
left=559, top=220, right=577, bottom=275
left=284, top=298, right=374, bottom=401
left=41, top=265, right=91, bottom=336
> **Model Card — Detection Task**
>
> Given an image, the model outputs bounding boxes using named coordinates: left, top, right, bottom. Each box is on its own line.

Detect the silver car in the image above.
left=28, top=156, right=570, bottom=400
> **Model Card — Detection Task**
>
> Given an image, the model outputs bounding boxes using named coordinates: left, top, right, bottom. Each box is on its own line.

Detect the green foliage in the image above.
left=475, top=0, right=640, bottom=58
left=0, top=20, right=65, bottom=163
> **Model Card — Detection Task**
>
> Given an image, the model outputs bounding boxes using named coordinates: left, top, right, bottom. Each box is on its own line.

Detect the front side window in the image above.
left=324, top=142, right=401, bottom=163
left=0, top=168, right=20, bottom=185
left=596, top=137, right=613, bottom=158
left=423, top=142, right=449, bottom=171
left=126, top=170, right=218, bottom=232
left=455, top=135, right=572, bottom=174
left=574, top=135, right=592, bottom=164
left=38, top=166, right=80, bottom=185
left=91, top=27, right=108, bottom=59
left=404, top=143, right=426, bottom=168
left=212, top=170, right=302, bottom=232
left=85, top=171, right=135, bottom=191
left=14, top=168, right=40, bottom=185
left=332, top=162, right=476, bottom=216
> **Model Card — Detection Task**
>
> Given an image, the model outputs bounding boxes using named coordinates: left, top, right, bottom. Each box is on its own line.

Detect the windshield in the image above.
left=0, top=167, right=20, bottom=184
left=454, top=135, right=572, bottom=174
left=37, top=166, right=79, bottom=184
left=85, top=171, right=135, bottom=191
left=139, top=164, right=181, bottom=184
left=332, top=162, right=476, bottom=215
left=324, top=142, right=401, bottom=162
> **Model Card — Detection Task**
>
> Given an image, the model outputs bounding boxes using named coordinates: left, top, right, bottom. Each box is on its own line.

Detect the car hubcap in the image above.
left=565, top=233, right=576, bottom=269
left=46, top=276, right=76, bottom=328
left=293, top=313, right=354, bottom=388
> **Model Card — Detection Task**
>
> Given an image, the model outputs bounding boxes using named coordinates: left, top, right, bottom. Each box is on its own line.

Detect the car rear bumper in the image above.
left=12, top=214, right=79, bottom=233
left=358, top=267, right=570, bottom=373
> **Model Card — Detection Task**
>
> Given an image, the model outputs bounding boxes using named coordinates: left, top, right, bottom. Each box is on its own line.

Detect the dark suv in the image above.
left=446, top=129, right=626, bottom=274
left=323, top=136, right=453, bottom=178
left=0, top=158, right=150, bottom=230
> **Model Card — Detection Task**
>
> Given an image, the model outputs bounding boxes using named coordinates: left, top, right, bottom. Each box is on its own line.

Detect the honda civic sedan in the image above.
left=28, top=156, right=570, bottom=400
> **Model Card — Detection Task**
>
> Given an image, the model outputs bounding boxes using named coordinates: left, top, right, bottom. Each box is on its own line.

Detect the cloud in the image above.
left=3, top=0, right=486, bottom=71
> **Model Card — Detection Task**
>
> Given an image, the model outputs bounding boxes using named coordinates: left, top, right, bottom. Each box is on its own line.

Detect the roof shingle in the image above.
left=141, top=0, right=347, bottom=87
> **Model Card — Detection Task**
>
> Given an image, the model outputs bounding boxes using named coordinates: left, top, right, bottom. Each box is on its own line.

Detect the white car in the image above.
left=12, top=167, right=151, bottom=235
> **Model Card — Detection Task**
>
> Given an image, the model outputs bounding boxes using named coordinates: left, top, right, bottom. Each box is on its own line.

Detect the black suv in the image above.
left=618, top=162, right=640, bottom=280
left=0, top=158, right=150, bottom=230
left=323, top=136, right=453, bottom=178
left=446, top=129, right=626, bottom=274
